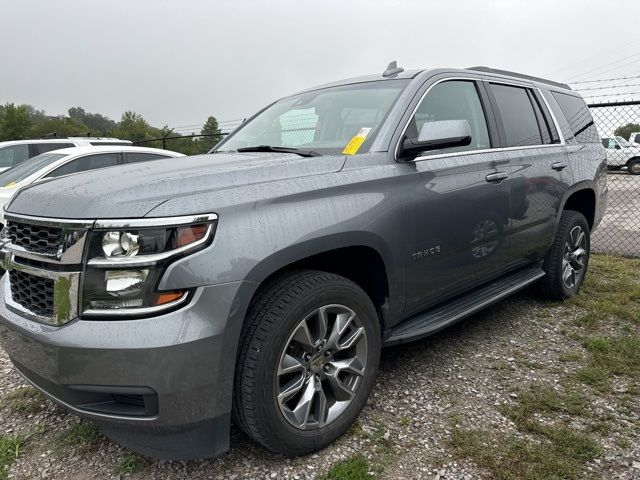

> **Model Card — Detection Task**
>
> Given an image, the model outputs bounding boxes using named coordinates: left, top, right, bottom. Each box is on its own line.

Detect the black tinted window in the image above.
left=123, top=152, right=170, bottom=164
left=551, top=92, right=600, bottom=143
left=34, top=143, right=75, bottom=155
left=490, top=84, right=542, bottom=147
left=530, top=92, right=559, bottom=145
left=46, top=153, right=119, bottom=178
left=0, top=144, right=29, bottom=168
left=410, top=80, right=491, bottom=155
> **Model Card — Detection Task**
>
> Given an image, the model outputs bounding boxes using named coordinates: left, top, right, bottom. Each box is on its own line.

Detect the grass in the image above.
left=318, top=454, right=372, bottom=480
left=567, top=255, right=640, bottom=327
left=115, top=452, right=143, bottom=475
left=452, top=385, right=601, bottom=479
left=0, top=435, right=22, bottom=480
left=1, top=387, right=44, bottom=415
left=503, top=384, right=588, bottom=422
left=576, top=336, right=640, bottom=392
left=55, top=420, right=102, bottom=451
left=449, top=255, right=639, bottom=478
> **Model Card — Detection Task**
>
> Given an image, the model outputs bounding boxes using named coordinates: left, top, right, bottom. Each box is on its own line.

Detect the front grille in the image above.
left=7, top=221, right=62, bottom=255
left=9, top=270, right=55, bottom=317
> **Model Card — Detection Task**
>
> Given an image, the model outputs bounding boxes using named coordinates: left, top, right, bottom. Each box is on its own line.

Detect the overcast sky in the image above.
left=2, top=0, right=639, bottom=131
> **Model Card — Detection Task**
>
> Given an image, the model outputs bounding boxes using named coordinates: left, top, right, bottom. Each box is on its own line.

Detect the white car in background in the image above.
left=0, top=137, right=132, bottom=173
left=628, top=132, right=640, bottom=146
left=0, top=146, right=184, bottom=224
left=601, top=136, right=640, bottom=175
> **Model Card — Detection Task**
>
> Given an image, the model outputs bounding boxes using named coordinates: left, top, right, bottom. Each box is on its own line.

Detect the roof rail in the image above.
left=467, top=66, right=571, bottom=90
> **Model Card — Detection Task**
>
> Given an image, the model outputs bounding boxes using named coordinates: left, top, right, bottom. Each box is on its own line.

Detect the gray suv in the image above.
left=0, top=64, right=607, bottom=460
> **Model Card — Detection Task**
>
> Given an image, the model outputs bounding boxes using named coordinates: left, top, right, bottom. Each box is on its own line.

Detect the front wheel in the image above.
left=233, top=270, right=381, bottom=456
left=627, top=159, right=640, bottom=175
left=539, top=210, right=590, bottom=300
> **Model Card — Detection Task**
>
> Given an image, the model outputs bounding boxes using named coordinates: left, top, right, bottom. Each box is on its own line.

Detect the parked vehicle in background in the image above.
left=628, top=131, right=640, bottom=146
left=0, top=64, right=607, bottom=460
left=601, top=136, right=640, bottom=174
left=0, top=137, right=132, bottom=173
left=0, top=146, right=184, bottom=226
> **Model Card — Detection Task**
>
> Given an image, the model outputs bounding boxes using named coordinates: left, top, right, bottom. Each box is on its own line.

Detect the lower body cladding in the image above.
left=0, top=277, right=252, bottom=460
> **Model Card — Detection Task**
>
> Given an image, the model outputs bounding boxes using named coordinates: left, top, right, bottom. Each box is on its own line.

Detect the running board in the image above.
left=384, top=265, right=545, bottom=346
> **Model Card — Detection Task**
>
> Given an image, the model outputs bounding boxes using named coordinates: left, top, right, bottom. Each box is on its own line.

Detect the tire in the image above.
left=539, top=210, right=590, bottom=300
left=233, top=270, right=381, bottom=456
left=627, top=158, right=640, bottom=175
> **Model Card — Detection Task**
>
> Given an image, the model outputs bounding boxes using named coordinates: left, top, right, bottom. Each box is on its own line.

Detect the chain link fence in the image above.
left=588, top=100, right=640, bottom=257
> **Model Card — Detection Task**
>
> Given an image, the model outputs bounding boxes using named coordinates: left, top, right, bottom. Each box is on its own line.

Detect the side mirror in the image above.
left=400, top=119, right=472, bottom=159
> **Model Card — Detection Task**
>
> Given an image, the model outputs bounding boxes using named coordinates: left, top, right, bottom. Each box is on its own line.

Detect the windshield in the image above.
left=615, top=136, right=632, bottom=147
left=217, top=80, right=409, bottom=155
left=0, top=153, right=67, bottom=186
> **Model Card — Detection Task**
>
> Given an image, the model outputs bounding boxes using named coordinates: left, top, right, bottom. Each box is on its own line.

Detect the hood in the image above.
left=6, top=152, right=346, bottom=219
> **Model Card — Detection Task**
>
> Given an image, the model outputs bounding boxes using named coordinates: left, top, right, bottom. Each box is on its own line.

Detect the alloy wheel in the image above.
left=562, top=225, right=587, bottom=289
left=276, top=304, right=368, bottom=430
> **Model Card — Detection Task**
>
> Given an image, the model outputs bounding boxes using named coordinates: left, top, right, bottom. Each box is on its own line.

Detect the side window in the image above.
left=46, top=153, right=119, bottom=178
left=409, top=80, right=491, bottom=155
left=633, top=133, right=640, bottom=144
left=123, top=152, right=170, bottom=164
left=529, top=91, right=559, bottom=144
left=489, top=83, right=543, bottom=147
left=551, top=92, right=600, bottom=144
left=34, top=143, right=75, bottom=155
left=0, top=145, right=29, bottom=168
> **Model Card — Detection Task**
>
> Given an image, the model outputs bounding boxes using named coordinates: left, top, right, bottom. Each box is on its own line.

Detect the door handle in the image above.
left=485, top=171, right=509, bottom=182
left=552, top=162, right=568, bottom=171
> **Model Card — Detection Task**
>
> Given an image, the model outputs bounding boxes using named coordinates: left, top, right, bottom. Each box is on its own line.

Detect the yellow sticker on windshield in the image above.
left=5, top=182, right=15, bottom=187
left=342, top=128, right=372, bottom=155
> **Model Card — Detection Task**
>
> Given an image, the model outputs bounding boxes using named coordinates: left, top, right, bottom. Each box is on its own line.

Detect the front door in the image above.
left=400, top=79, right=512, bottom=316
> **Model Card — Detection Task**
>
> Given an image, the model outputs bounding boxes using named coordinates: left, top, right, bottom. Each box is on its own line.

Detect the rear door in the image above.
left=399, top=78, right=513, bottom=315
left=484, top=81, right=569, bottom=263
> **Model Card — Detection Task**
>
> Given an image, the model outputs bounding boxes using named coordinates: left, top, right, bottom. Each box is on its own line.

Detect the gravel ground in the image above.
left=1, top=255, right=639, bottom=480
left=592, top=172, right=640, bottom=257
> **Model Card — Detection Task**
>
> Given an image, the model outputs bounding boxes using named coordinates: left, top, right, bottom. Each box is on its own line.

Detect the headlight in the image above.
left=81, top=215, right=217, bottom=318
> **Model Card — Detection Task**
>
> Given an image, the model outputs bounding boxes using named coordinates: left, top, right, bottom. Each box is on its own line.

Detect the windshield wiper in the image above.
left=235, top=145, right=321, bottom=157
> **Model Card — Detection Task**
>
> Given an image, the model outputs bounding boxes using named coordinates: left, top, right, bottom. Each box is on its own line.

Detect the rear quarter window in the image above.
left=551, top=92, right=600, bottom=144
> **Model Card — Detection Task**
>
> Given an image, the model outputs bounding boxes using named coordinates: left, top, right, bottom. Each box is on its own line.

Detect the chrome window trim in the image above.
left=94, top=213, right=218, bottom=229
left=394, top=76, right=567, bottom=163
left=537, top=87, right=566, bottom=144
left=409, top=143, right=567, bottom=163
left=87, top=223, right=214, bottom=267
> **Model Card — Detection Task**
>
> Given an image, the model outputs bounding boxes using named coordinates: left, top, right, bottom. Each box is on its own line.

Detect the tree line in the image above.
left=0, top=103, right=223, bottom=155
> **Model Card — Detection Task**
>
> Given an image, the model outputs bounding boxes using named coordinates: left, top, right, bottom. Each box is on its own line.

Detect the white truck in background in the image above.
left=601, top=136, right=640, bottom=174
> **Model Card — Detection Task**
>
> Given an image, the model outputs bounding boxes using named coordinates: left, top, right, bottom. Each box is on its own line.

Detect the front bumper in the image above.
left=0, top=276, right=251, bottom=459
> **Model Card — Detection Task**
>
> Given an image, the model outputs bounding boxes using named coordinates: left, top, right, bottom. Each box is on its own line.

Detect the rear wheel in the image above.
left=233, top=270, right=381, bottom=456
left=627, top=158, right=640, bottom=175
left=539, top=210, right=590, bottom=300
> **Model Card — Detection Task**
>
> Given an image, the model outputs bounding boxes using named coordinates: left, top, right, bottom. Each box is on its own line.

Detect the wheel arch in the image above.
left=243, top=232, right=402, bottom=330
left=558, top=184, right=596, bottom=229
